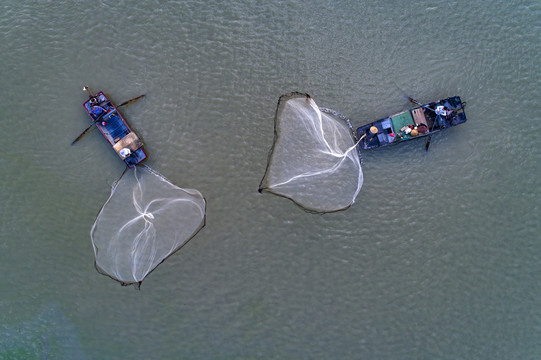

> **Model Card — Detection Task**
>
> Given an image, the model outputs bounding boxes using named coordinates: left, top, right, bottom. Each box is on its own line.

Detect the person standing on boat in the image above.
left=435, top=105, right=449, bottom=128
left=435, top=105, right=447, bottom=117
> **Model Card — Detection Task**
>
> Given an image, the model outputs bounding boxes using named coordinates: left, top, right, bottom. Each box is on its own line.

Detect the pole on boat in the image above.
left=72, top=86, right=98, bottom=145
left=408, top=96, right=421, bottom=107
left=408, top=97, right=436, bottom=112
left=83, top=86, right=94, bottom=99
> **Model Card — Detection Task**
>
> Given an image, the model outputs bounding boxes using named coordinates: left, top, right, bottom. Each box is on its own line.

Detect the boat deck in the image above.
left=83, top=91, right=146, bottom=167
left=356, top=96, right=466, bottom=149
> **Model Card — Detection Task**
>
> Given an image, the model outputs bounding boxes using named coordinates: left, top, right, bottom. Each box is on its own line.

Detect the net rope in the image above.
left=319, top=106, right=363, bottom=164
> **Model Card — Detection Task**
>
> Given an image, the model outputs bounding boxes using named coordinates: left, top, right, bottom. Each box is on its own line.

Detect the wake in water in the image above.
left=259, top=92, right=363, bottom=213
left=91, top=165, right=206, bottom=286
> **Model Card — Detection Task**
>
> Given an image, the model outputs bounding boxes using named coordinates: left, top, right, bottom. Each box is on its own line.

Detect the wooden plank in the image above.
left=112, top=132, right=143, bottom=158
left=412, top=108, right=428, bottom=127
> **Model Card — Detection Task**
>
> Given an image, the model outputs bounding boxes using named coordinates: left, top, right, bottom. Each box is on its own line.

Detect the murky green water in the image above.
left=1, top=1, right=540, bottom=359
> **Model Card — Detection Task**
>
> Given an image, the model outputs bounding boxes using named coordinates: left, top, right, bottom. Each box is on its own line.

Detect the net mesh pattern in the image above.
left=91, top=165, right=206, bottom=285
left=259, top=92, right=362, bottom=213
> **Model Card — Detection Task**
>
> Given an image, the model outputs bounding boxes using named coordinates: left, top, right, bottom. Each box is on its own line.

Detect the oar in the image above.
left=408, top=97, right=435, bottom=112
left=70, top=111, right=106, bottom=145
left=424, top=117, right=440, bottom=151
left=71, top=122, right=96, bottom=145
left=408, top=97, right=437, bottom=151
left=84, top=86, right=145, bottom=107
left=117, top=94, right=145, bottom=107
left=71, top=91, right=145, bottom=145
left=407, top=96, right=422, bottom=106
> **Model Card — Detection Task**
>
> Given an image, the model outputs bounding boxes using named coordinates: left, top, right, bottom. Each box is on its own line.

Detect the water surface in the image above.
left=1, top=1, right=540, bottom=359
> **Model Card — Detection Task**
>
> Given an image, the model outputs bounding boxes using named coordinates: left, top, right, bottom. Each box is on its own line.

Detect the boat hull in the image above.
left=83, top=91, right=147, bottom=167
left=356, top=96, right=467, bottom=150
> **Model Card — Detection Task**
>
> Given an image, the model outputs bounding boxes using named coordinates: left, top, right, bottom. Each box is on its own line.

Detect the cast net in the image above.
left=91, top=165, right=206, bottom=285
left=259, top=92, right=363, bottom=213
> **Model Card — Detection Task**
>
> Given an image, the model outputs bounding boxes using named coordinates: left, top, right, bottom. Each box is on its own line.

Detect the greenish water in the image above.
left=1, top=1, right=540, bottom=359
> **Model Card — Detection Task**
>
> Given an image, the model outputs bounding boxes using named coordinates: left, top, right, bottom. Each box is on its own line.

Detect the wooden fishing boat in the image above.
left=82, top=89, right=147, bottom=167
left=356, top=96, right=467, bottom=150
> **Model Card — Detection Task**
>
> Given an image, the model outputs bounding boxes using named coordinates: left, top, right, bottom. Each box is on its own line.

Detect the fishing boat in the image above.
left=356, top=96, right=467, bottom=150
left=82, top=88, right=147, bottom=167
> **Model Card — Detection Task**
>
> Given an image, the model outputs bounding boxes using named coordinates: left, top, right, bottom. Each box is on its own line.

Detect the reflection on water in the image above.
left=0, top=304, right=86, bottom=359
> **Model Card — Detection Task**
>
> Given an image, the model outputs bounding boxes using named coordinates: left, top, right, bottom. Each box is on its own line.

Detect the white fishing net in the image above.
left=259, top=92, right=363, bottom=213
left=91, top=165, right=206, bottom=285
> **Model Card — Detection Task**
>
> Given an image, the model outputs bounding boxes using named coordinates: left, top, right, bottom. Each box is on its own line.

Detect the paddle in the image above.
left=71, top=91, right=145, bottom=145
left=117, top=94, right=145, bottom=107
left=408, top=97, right=435, bottom=112
left=70, top=110, right=110, bottom=145
left=408, top=97, right=437, bottom=151
left=71, top=121, right=97, bottom=145
left=424, top=117, right=440, bottom=151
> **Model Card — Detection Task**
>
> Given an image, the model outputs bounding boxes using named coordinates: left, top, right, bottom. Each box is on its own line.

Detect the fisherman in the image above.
left=119, top=148, right=131, bottom=158
left=417, top=123, right=429, bottom=134
left=90, top=105, right=107, bottom=119
left=435, top=105, right=449, bottom=128
left=435, top=105, right=448, bottom=118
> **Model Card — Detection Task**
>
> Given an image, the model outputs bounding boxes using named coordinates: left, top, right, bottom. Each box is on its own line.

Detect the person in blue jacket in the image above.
left=90, top=105, right=106, bottom=117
